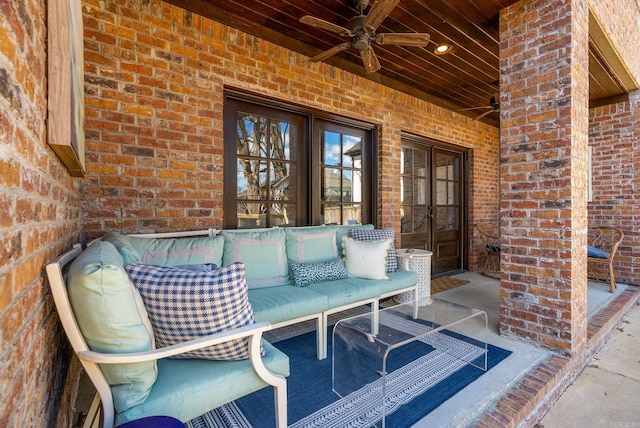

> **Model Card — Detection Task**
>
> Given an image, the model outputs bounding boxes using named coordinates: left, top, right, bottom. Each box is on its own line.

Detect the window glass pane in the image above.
left=342, top=170, right=353, bottom=202
left=351, top=170, right=362, bottom=203
left=270, top=120, right=293, bottom=160
left=321, top=204, right=341, bottom=224
left=342, top=204, right=361, bottom=225
left=271, top=203, right=295, bottom=226
left=237, top=159, right=265, bottom=200
left=322, top=167, right=341, bottom=201
left=237, top=203, right=266, bottom=228
left=237, top=113, right=267, bottom=157
left=342, top=135, right=361, bottom=167
left=323, top=131, right=341, bottom=166
left=271, top=161, right=293, bottom=201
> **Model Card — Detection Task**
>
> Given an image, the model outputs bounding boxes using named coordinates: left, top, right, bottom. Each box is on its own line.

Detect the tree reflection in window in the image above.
left=236, top=113, right=297, bottom=228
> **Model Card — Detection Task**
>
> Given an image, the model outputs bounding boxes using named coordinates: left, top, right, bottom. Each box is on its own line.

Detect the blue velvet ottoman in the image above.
left=118, top=416, right=185, bottom=428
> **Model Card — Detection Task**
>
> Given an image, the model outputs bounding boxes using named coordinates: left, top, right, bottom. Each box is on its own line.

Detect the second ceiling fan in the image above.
left=300, top=0, right=430, bottom=74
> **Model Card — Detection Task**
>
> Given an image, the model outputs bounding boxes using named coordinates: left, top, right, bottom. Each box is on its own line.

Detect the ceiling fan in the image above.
left=459, top=93, right=500, bottom=120
left=299, top=0, right=430, bottom=74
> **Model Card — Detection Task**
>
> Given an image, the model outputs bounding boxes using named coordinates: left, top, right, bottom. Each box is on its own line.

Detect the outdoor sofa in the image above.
left=47, top=224, right=418, bottom=426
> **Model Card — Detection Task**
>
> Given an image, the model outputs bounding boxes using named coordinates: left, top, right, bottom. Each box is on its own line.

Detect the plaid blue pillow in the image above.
left=348, top=228, right=399, bottom=272
left=126, top=262, right=259, bottom=361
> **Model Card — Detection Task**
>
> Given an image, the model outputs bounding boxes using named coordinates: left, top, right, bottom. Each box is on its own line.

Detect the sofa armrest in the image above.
left=78, top=321, right=272, bottom=364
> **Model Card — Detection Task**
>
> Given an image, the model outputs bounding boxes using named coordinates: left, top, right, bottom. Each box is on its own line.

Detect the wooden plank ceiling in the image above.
left=164, top=0, right=631, bottom=127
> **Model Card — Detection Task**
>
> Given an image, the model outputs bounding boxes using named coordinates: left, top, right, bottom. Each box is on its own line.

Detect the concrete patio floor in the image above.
left=72, top=272, right=638, bottom=427
left=413, top=272, right=638, bottom=427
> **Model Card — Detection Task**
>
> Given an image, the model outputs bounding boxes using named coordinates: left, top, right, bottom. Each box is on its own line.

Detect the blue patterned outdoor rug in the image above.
left=187, top=313, right=511, bottom=428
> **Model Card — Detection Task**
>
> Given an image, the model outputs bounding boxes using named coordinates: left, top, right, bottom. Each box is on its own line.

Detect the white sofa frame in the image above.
left=46, top=243, right=287, bottom=428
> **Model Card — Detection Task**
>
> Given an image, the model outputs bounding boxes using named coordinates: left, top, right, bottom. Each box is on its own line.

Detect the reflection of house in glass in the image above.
left=323, top=169, right=351, bottom=201
left=322, top=140, right=363, bottom=224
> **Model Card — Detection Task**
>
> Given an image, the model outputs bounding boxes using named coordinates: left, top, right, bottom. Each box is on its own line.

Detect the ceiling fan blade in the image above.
left=375, top=33, right=430, bottom=47
left=474, top=109, right=497, bottom=121
left=300, top=16, right=353, bottom=36
left=310, top=43, right=351, bottom=63
left=360, top=46, right=381, bottom=73
left=459, top=106, right=492, bottom=111
left=364, top=0, right=400, bottom=31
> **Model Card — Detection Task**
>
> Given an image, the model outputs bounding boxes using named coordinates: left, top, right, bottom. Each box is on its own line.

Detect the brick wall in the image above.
left=80, top=0, right=499, bottom=267
left=589, top=91, right=640, bottom=285
left=589, top=0, right=640, bottom=81
left=499, top=0, right=590, bottom=357
left=0, top=0, right=83, bottom=426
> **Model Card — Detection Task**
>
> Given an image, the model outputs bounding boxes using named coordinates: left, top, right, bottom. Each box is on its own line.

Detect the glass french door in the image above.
left=401, top=136, right=466, bottom=275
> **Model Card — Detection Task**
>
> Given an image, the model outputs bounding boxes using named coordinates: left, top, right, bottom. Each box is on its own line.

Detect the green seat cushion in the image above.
left=249, top=285, right=329, bottom=324
left=374, top=270, right=419, bottom=295
left=116, top=340, right=289, bottom=425
left=67, top=241, right=156, bottom=413
left=308, top=270, right=418, bottom=308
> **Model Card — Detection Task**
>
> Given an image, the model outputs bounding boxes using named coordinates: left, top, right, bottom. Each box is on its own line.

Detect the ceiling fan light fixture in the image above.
left=435, top=44, right=453, bottom=55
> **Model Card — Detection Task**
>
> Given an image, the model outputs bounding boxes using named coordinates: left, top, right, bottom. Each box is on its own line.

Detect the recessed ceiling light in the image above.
left=435, top=44, right=453, bottom=55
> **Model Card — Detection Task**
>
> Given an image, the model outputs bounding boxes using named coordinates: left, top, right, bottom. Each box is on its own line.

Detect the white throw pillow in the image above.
left=342, top=236, right=392, bottom=280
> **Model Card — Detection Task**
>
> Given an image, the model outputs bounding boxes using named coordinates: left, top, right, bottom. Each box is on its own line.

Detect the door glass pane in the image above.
left=413, top=206, right=427, bottom=233
left=448, top=182, right=456, bottom=204
left=436, top=180, right=447, bottom=204
left=414, top=150, right=426, bottom=177
left=415, top=178, right=426, bottom=204
left=401, top=206, right=412, bottom=233
left=342, top=170, right=353, bottom=202
left=402, top=147, right=412, bottom=174
left=403, top=177, right=413, bottom=204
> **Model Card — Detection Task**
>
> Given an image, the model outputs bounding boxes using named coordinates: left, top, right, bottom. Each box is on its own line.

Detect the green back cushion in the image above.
left=221, top=229, right=288, bottom=288
left=125, top=235, right=224, bottom=267
left=330, top=224, right=375, bottom=254
left=102, top=232, right=142, bottom=264
left=67, top=241, right=156, bottom=413
left=285, top=227, right=338, bottom=263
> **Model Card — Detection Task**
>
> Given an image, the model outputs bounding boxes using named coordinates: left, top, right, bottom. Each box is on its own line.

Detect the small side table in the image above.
left=394, top=248, right=433, bottom=305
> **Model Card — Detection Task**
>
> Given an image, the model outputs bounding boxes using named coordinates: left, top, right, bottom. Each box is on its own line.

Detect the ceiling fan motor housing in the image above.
left=349, top=16, right=374, bottom=50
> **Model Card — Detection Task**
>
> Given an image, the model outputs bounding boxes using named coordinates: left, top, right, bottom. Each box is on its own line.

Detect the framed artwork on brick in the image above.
left=47, top=0, right=85, bottom=177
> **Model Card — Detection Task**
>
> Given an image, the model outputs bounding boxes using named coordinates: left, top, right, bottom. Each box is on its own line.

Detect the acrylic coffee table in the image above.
left=332, top=298, right=488, bottom=427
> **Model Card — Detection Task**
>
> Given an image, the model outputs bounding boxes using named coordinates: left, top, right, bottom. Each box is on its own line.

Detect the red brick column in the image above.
left=499, top=0, right=590, bottom=357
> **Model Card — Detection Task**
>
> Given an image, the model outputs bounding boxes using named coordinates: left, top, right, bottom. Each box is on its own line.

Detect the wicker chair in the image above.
left=476, top=224, right=500, bottom=278
left=587, top=225, right=624, bottom=292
